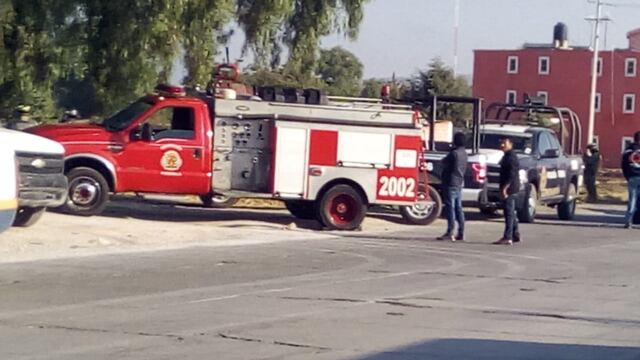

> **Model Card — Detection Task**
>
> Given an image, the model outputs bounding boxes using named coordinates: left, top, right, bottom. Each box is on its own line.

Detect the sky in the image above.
left=216, top=0, right=640, bottom=81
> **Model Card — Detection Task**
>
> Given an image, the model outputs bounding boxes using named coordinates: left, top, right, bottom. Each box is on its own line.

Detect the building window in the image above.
left=538, top=56, right=550, bottom=75
left=625, top=58, right=637, bottom=77
left=595, top=93, right=601, bottom=112
left=592, top=135, right=599, bottom=147
left=623, top=94, right=636, bottom=113
left=597, top=57, right=603, bottom=76
left=536, top=91, right=548, bottom=105
left=622, top=136, right=634, bottom=153
left=507, top=56, right=518, bottom=74
left=506, top=90, right=517, bottom=104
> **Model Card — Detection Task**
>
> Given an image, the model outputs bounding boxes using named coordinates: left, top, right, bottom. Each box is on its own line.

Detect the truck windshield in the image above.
left=101, top=100, right=153, bottom=131
left=480, top=133, right=532, bottom=154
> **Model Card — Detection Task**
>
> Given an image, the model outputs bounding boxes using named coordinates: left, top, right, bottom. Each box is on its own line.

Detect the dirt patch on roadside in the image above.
left=581, top=170, right=628, bottom=204
left=235, top=198, right=285, bottom=209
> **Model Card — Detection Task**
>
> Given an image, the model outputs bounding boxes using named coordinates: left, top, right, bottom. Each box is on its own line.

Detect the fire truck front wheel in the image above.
left=61, top=167, right=110, bottom=216
left=317, top=184, right=367, bottom=231
left=399, top=185, right=442, bottom=225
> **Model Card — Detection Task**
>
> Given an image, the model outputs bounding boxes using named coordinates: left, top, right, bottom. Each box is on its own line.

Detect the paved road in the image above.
left=0, top=205, right=639, bottom=359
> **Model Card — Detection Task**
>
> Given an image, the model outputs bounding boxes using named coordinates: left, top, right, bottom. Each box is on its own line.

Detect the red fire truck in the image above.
left=28, top=69, right=429, bottom=230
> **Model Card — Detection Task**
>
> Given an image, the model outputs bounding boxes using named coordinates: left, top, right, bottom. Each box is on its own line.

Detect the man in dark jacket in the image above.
left=583, top=143, right=601, bottom=203
left=494, top=137, right=521, bottom=245
left=622, top=131, right=640, bottom=229
left=437, top=132, right=468, bottom=242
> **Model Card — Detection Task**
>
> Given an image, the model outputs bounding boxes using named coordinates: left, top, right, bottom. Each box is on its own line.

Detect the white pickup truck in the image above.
left=0, top=128, right=68, bottom=227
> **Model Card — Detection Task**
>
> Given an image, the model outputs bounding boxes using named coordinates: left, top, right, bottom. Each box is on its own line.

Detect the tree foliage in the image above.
left=408, top=58, right=472, bottom=126
left=316, top=46, right=363, bottom=96
left=237, top=0, right=368, bottom=77
left=0, top=0, right=369, bottom=120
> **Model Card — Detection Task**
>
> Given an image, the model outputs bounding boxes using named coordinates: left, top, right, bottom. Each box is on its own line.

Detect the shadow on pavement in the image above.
left=350, top=338, right=640, bottom=360
left=534, top=212, right=626, bottom=229
left=583, top=207, right=627, bottom=216
left=68, top=198, right=405, bottom=231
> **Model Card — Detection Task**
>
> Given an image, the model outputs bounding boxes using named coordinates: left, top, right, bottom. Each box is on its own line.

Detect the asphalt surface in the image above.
left=0, top=204, right=639, bottom=360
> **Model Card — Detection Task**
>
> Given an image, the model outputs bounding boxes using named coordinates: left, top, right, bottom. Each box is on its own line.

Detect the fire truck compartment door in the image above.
left=337, top=132, right=392, bottom=167
left=274, top=127, right=308, bottom=196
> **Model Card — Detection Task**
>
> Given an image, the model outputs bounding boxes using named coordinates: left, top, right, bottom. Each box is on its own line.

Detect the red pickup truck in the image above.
left=29, top=93, right=214, bottom=216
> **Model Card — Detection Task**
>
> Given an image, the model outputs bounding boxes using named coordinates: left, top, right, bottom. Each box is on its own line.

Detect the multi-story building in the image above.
left=473, top=24, right=640, bottom=167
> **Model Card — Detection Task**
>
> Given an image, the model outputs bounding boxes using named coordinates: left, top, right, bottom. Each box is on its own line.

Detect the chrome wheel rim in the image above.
left=70, top=176, right=100, bottom=206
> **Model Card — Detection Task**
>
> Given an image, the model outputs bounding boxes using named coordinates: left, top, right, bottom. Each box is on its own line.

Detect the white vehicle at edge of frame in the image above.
left=0, top=128, right=68, bottom=227
left=0, top=143, right=17, bottom=233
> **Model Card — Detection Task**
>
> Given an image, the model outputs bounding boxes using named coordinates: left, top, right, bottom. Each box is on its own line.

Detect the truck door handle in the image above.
left=108, top=144, right=124, bottom=153
left=193, top=148, right=202, bottom=159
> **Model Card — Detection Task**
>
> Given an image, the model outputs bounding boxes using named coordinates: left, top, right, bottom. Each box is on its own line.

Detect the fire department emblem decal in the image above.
left=161, top=150, right=183, bottom=171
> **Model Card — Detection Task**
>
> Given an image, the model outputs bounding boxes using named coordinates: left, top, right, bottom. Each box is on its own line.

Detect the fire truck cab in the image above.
left=29, top=77, right=428, bottom=230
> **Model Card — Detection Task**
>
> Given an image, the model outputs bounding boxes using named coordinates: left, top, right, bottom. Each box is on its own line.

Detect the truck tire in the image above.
left=317, top=184, right=367, bottom=231
left=518, top=185, right=537, bottom=224
left=200, top=193, right=238, bottom=208
left=557, top=183, right=577, bottom=220
left=61, top=167, right=109, bottom=216
left=399, top=185, right=442, bottom=225
left=285, top=200, right=316, bottom=220
left=12, top=207, right=45, bottom=227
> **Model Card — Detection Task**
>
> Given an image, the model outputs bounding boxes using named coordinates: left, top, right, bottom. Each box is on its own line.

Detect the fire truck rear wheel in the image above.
left=200, top=194, right=238, bottom=208
left=399, top=185, right=442, bottom=225
left=61, top=167, right=109, bottom=216
left=285, top=200, right=316, bottom=220
left=317, top=184, right=367, bottom=231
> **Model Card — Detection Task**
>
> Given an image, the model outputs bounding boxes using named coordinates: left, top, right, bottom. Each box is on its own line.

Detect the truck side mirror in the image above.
left=543, top=148, right=560, bottom=158
left=140, top=123, right=153, bottom=141
left=130, top=126, right=142, bottom=141
left=130, top=123, right=153, bottom=142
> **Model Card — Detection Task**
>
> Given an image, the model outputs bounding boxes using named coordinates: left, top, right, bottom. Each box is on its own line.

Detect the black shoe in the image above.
left=437, top=234, right=454, bottom=241
left=493, top=238, right=513, bottom=245
left=513, top=234, right=521, bottom=243
left=455, top=234, right=465, bottom=242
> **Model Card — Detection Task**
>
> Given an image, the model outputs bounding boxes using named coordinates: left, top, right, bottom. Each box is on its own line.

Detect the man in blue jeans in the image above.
left=622, top=131, right=640, bottom=229
left=494, top=137, right=521, bottom=245
left=437, top=132, right=467, bottom=242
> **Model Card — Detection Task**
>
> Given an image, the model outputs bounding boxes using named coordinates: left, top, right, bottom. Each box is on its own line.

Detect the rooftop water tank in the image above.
left=554, top=22, right=569, bottom=49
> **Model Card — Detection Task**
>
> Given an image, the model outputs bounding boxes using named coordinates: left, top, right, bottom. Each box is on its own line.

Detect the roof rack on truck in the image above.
left=396, top=95, right=483, bottom=154
left=485, top=100, right=582, bottom=155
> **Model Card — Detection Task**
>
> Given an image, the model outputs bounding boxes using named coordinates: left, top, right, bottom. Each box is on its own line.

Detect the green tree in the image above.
left=81, top=0, right=186, bottom=114
left=316, top=46, right=363, bottom=96
left=237, top=0, right=368, bottom=79
left=0, top=0, right=78, bottom=120
left=181, top=0, right=235, bottom=86
left=0, top=0, right=370, bottom=119
left=409, top=58, right=471, bottom=126
left=360, top=78, right=384, bottom=98
left=360, top=78, right=405, bottom=99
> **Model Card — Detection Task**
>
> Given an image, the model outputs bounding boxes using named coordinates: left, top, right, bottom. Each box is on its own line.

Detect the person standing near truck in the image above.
left=583, top=143, right=601, bottom=203
left=622, top=131, right=640, bottom=229
left=437, top=132, right=467, bottom=242
left=494, top=137, right=521, bottom=245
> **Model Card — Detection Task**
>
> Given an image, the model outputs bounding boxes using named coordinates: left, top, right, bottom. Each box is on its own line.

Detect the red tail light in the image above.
left=472, top=162, right=487, bottom=184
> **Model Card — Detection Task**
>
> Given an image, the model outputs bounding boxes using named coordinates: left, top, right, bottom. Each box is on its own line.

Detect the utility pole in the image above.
left=453, top=0, right=460, bottom=76
left=587, top=0, right=603, bottom=145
